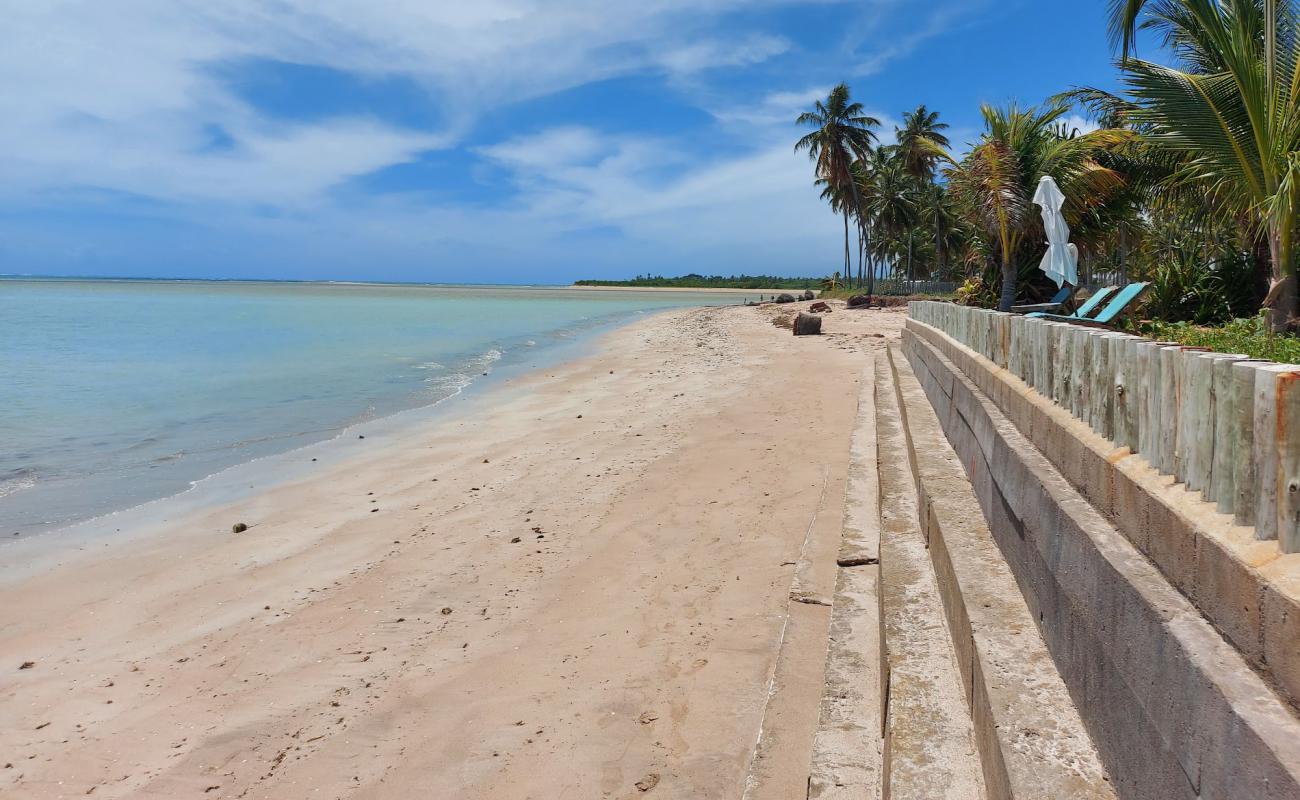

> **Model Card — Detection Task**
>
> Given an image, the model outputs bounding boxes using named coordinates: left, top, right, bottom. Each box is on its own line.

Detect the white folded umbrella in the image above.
left=1032, top=175, right=1079, bottom=288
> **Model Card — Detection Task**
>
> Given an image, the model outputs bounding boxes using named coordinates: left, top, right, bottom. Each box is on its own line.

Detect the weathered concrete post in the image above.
left=1208, top=357, right=1256, bottom=512
left=1052, top=324, right=1072, bottom=408
left=1278, top=368, right=1300, bottom=553
left=1008, top=316, right=1023, bottom=381
left=1157, top=346, right=1185, bottom=476
left=1182, top=352, right=1238, bottom=494
left=980, top=311, right=995, bottom=363
left=1233, top=361, right=1265, bottom=526
left=1110, top=335, right=1140, bottom=450
left=991, top=311, right=1012, bottom=370
left=1107, top=331, right=1138, bottom=447
left=1031, top=320, right=1054, bottom=394
left=1071, top=327, right=1091, bottom=422
left=1087, top=331, right=1113, bottom=437
left=1255, top=364, right=1300, bottom=544
left=1133, top=340, right=1161, bottom=460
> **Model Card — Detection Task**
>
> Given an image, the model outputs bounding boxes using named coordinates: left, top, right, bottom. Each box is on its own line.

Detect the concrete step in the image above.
left=874, top=351, right=986, bottom=800
left=743, top=365, right=863, bottom=800
left=806, top=359, right=885, bottom=799
left=885, top=343, right=1116, bottom=800
left=901, top=319, right=1300, bottom=799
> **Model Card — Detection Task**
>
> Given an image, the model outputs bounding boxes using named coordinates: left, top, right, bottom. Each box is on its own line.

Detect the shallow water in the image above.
left=1, top=279, right=745, bottom=537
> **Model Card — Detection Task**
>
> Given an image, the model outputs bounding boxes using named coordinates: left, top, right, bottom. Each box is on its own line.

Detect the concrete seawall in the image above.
left=901, top=316, right=1300, bottom=799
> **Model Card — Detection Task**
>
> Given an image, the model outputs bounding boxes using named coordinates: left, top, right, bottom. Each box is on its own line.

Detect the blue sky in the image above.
left=0, top=1, right=1139, bottom=284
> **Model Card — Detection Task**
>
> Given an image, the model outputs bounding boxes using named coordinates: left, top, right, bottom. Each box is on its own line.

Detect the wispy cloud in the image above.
left=850, top=3, right=984, bottom=77
left=0, top=1, right=811, bottom=210
left=0, top=0, right=1021, bottom=280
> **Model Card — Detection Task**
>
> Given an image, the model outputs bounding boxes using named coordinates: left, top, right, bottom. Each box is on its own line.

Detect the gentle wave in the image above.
left=0, top=469, right=37, bottom=499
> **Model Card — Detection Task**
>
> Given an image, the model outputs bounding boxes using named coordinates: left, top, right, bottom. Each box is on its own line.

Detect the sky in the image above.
left=0, top=1, right=1140, bottom=284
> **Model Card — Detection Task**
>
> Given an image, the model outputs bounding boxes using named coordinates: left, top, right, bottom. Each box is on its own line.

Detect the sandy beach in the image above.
left=2, top=301, right=903, bottom=799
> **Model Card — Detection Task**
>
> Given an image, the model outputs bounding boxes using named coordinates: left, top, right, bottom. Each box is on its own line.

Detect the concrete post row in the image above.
left=907, top=301, right=1300, bottom=554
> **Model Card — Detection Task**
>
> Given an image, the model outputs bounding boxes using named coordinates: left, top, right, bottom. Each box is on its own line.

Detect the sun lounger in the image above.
left=1011, top=283, right=1077, bottom=314
left=1029, top=282, right=1150, bottom=327
left=1026, top=285, right=1115, bottom=321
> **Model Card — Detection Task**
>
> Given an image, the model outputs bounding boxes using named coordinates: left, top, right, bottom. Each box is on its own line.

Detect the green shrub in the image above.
left=1138, top=248, right=1258, bottom=324
left=1135, top=313, right=1300, bottom=363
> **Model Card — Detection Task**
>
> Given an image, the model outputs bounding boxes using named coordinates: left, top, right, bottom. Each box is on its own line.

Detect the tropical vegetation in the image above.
left=794, top=0, right=1300, bottom=333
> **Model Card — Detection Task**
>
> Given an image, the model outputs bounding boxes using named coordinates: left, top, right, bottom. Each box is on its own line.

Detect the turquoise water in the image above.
left=1, top=279, right=743, bottom=537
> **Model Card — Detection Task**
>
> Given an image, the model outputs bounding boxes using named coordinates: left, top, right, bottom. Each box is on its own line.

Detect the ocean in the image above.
left=1, top=279, right=747, bottom=538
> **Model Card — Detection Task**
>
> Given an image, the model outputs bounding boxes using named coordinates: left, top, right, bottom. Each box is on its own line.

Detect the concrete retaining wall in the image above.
left=907, top=301, right=1300, bottom=553
left=901, top=320, right=1300, bottom=799
left=904, top=308, right=1300, bottom=713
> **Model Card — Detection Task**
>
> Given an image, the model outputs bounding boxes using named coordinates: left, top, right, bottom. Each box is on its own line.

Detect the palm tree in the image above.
left=864, top=148, right=920, bottom=285
left=896, top=105, right=953, bottom=278
left=816, top=176, right=860, bottom=285
left=1103, top=0, right=1300, bottom=330
left=939, top=102, right=1131, bottom=310
left=896, top=104, right=951, bottom=182
left=796, top=84, right=880, bottom=284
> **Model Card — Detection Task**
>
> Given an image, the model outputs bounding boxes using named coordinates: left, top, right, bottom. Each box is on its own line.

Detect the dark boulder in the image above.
left=847, top=294, right=871, bottom=308
left=809, top=301, right=832, bottom=313
left=801, top=290, right=815, bottom=301
left=775, top=293, right=796, bottom=304
left=793, top=313, right=822, bottom=336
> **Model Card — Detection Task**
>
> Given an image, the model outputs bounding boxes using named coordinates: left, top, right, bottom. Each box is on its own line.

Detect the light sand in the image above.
left=1, top=301, right=903, bottom=799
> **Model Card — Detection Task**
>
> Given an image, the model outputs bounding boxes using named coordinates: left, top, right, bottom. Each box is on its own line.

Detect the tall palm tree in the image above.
left=796, top=84, right=880, bottom=284
left=938, top=102, right=1131, bottom=310
left=864, top=148, right=920, bottom=282
left=1102, top=0, right=1300, bottom=329
left=816, top=176, right=861, bottom=285
left=896, top=105, right=953, bottom=278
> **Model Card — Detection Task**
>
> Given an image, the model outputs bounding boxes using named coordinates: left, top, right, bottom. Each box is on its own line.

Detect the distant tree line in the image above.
left=574, top=273, right=820, bottom=290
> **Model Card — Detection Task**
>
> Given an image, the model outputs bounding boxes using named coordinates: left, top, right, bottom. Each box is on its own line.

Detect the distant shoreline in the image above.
left=1, top=275, right=809, bottom=295
left=570, top=284, right=814, bottom=295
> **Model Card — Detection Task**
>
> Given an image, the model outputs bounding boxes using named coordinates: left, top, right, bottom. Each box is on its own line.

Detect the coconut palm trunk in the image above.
left=1268, top=224, right=1297, bottom=330
left=844, top=172, right=869, bottom=292
left=935, top=206, right=943, bottom=279
left=842, top=210, right=851, bottom=278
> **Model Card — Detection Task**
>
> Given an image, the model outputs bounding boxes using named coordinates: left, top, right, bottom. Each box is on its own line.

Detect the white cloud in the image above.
left=0, top=0, right=810, bottom=210
left=1060, top=114, right=1101, bottom=136
left=475, top=127, right=612, bottom=172
left=709, top=86, right=832, bottom=127
left=656, top=34, right=792, bottom=75
left=469, top=124, right=843, bottom=260
left=0, top=0, right=980, bottom=280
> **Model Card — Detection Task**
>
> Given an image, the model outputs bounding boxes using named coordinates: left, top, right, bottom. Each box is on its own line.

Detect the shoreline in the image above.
left=0, top=304, right=679, bottom=580
left=2, top=296, right=728, bottom=547
left=2, top=301, right=903, bottom=798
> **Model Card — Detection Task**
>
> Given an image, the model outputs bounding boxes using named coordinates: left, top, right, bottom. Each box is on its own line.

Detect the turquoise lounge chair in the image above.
left=1012, top=283, right=1076, bottom=314
left=1026, top=285, right=1116, bottom=320
left=1031, top=282, right=1150, bottom=327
